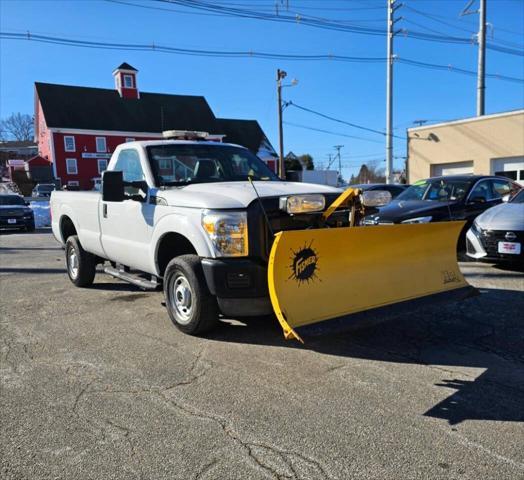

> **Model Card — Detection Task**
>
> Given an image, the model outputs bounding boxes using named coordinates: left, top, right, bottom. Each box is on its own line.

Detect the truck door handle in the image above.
left=103, top=203, right=108, bottom=218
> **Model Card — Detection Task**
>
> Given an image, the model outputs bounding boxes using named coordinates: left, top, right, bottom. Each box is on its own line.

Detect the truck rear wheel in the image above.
left=164, top=255, right=219, bottom=335
left=65, top=235, right=96, bottom=287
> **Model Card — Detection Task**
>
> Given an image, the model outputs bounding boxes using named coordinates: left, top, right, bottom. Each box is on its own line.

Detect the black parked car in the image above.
left=0, top=194, right=35, bottom=232
left=362, top=175, right=520, bottom=244
left=350, top=183, right=408, bottom=199
left=32, top=183, right=56, bottom=198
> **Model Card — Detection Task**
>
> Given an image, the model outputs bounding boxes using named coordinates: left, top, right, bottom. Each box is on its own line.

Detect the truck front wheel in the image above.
left=164, top=255, right=219, bottom=335
left=65, top=235, right=96, bottom=287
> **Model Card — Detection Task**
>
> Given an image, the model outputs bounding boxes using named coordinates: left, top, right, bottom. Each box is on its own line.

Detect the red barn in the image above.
left=34, top=63, right=278, bottom=189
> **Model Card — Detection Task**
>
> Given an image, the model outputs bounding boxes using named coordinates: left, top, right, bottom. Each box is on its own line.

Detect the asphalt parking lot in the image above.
left=1, top=231, right=523, bottom=480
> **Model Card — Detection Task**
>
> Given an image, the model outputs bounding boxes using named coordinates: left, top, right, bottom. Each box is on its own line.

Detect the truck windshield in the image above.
left=147, top=144, right=279, bottom=186
left=396, top=178, right=473, bottom=202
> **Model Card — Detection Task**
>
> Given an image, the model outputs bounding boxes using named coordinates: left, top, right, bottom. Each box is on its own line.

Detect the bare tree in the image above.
left=0, top=113, right=34, bottom=141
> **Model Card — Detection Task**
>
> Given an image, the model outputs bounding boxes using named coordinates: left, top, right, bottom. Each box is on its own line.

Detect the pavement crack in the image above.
left=163, top=345, right=210, bottom=391
left=194, top=458, right=219, bottom=480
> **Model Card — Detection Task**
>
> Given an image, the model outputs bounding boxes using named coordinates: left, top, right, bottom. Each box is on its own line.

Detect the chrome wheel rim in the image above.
left=68, top=248, right=79, bottom=279
left=172, top=274, right=193, bottom=324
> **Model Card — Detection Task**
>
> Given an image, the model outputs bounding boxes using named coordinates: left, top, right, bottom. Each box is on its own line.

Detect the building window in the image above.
left=96, top=137, right=107, bottom=153
left=158, top=158, right=172, bottom=170
left=123, top=74, right=133, bottom=88
left=126, top=137, right=135, bottom=143
left=67, top=181, right=79, bottom=187
left=98, top=159, right=108, bottom=174
left=66, top=158, right=78, bottom=174
left=64, top=136, right=75, bottom=152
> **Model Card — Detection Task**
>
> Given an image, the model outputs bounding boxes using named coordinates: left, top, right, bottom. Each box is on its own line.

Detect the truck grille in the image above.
left=0, top=209, right=24, bottom=218
left=250, top=193, right=342, bottom=260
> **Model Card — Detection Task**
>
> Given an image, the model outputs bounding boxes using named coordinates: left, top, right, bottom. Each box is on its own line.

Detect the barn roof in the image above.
left=35, top=82, right=276, bottom=156
left=215, top=118, right=270, bottom=153
left=35, top=82, right=218, bottom=134
left=115, top=62, right=138, bottom=71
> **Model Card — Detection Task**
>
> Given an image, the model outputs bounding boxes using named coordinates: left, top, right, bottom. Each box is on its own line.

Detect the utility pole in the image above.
left=461, top=0, right=487, bottom=116
left=386, top=0, right=402, bottom=184
left=477, top=0, right=486, bottom=115
left=334, top=145, right=344, bottom=185
left=276, top=69, right=287, bottom=179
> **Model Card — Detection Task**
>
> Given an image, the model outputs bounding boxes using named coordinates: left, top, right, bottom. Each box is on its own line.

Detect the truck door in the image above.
left=100, top=148, right=154, bottom=273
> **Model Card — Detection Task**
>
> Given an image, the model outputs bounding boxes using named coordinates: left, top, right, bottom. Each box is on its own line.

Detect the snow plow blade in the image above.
left=267, top=221, right=476, bottom=342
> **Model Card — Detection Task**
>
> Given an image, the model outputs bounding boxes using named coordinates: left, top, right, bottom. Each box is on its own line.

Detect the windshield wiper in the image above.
left=161, top=180, right=193, bottom=186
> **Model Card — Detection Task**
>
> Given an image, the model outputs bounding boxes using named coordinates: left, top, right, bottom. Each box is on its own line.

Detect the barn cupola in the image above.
left=112, top=62, right=139, bottom=99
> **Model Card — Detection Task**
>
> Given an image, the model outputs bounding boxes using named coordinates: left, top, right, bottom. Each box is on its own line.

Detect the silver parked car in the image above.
left=466, top=188, right=524, bottom=265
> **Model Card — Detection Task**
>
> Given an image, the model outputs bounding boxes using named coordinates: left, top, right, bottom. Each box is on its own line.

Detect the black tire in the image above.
left=163, top=254, right=219, bottom=335
left=65, top=235, right=96, bottom=287
left=26, top=224, right=35, bottom=233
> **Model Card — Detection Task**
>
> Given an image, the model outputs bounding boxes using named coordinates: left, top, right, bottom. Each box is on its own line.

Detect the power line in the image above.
left=0, top=31, right=385, bottom=62
left=152, top=0, right=524, bottom=55
left=283, top=121, right=384, bottom=144
left=397, top=57, right=524, bottom=83
left=286, top=101, right=405, bottom=139
left=1, top=31, right=522, bottom=83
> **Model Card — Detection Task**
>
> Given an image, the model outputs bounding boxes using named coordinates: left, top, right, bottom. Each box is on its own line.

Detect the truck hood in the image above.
left=159, top=181, right=341, bottom=209
left=475, top=202, right=524, bottom=231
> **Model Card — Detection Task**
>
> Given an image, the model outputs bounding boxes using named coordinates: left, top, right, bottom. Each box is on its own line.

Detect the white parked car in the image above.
left=466, top=189, right=524, bottom=265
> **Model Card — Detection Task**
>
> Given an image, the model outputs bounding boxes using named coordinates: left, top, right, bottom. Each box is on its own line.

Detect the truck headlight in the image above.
left=279, top=194, right=325, bottom=214
left=202, top=211, right=248, bottom=257
left=401, top=216, right=432, bottom=224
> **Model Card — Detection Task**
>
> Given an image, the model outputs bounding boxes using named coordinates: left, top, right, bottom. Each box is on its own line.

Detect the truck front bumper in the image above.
left=201, top=258, right=272, bottom=317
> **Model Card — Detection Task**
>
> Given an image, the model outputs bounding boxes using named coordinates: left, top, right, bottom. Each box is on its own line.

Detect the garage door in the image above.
left=431, top=161, right=474, bottom=177
left=491, top=157, right=524, bottom=185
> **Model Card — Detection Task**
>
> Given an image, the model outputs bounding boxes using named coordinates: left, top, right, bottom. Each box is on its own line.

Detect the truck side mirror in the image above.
left=102, top=170, right=125, bottom=202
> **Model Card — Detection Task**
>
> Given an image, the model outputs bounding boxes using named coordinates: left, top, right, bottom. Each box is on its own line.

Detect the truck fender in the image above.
left=54, top=204, right=80, bottom=244
left=149, top=213, right=214, bottom=276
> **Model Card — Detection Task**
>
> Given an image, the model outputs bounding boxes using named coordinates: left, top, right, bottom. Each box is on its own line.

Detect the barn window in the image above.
left=64, top=136, right=75, bottom=152
left=96, top=137, right=107, bottom=153
left=98, top=159, right=108, bottom=174
left=66, top=158, right=78, bottom=174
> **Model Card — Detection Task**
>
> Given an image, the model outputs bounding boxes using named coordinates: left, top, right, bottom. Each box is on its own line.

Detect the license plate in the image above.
left=498, top=241, right=521, bottom=255
left=7, top=219, right=16, bottom=224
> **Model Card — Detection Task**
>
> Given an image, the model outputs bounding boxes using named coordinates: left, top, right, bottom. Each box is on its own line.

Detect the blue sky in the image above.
left=1, top=0, right=523, bottom=180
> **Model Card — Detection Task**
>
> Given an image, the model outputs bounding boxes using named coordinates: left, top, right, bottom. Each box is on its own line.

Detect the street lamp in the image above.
left=276, top=69, right=298, bottom=179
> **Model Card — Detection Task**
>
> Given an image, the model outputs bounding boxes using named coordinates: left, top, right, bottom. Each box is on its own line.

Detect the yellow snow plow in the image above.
left=266, top=188, right=475, bottom=343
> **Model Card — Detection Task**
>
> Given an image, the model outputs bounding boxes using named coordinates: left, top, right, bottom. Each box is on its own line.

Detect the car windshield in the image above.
left=0, top=195, right=25, bottom=206
left=147, top=144, right=279, bottom=186
left=510, top=189, right=524, bottom=203
left=396, top=178, right=472, bottom=202
left=37, top=185, right=54, bottom=191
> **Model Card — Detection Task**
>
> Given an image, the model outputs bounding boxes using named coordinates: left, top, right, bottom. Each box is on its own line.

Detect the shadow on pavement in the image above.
left=0, top=267, right=66, bottom=274
left=493, top=263, right=524, bottom=274
left=208, top=287, right=524, bottom=425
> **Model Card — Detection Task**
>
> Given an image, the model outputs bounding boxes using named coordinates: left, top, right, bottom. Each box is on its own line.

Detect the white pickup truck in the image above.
left=51, top=138, right=342, bottom=335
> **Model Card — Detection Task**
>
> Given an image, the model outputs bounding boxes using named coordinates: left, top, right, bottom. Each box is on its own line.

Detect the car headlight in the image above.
left=201, top=210, right=248, bottom=257
left=279, top=194, right=325, bottom=214
left=471, top=220, right=481, bottom=235
left=401, top=216, right=432, bottom=224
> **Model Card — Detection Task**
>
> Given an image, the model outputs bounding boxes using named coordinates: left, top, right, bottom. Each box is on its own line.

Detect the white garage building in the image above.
left=407, top=109, right=524, bottom=185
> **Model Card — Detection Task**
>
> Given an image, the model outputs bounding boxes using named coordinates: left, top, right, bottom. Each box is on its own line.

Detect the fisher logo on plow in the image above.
left=289, top=243, right=320, bottom=284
